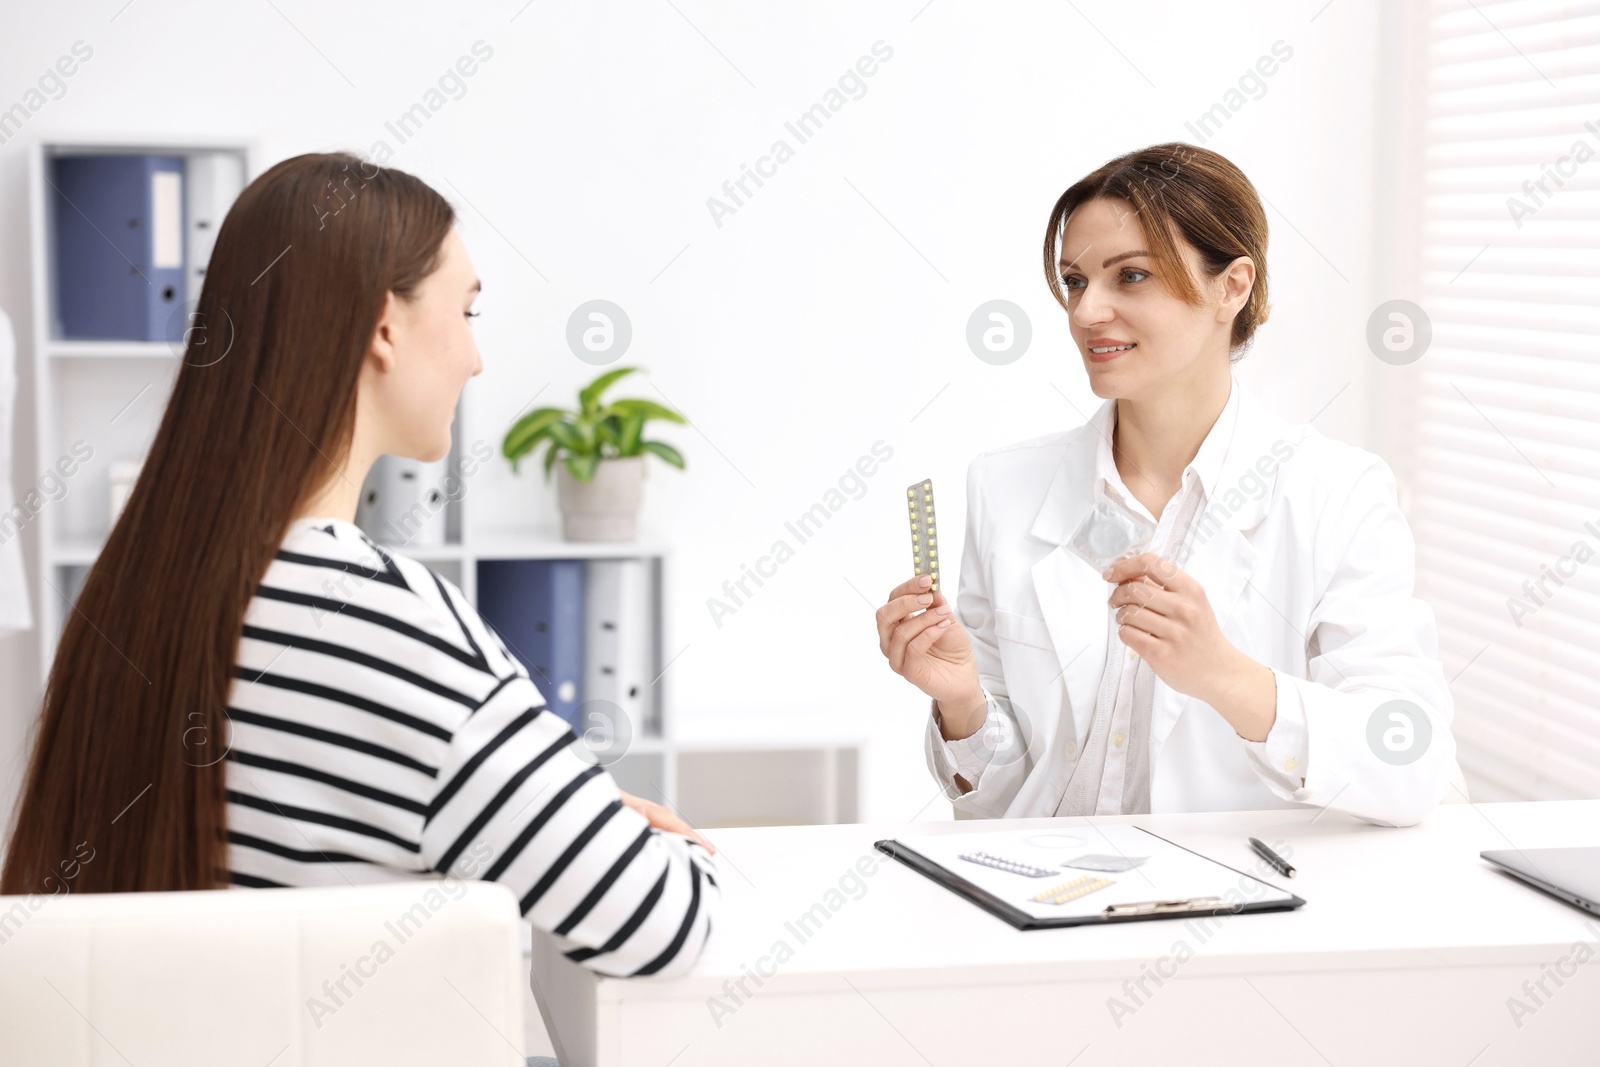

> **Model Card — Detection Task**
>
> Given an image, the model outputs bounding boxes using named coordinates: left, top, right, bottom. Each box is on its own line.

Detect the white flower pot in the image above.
left=554, top=455, right=645, bottom=542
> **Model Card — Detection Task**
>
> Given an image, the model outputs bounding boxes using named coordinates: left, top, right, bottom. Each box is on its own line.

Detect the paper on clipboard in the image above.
left=888, top=824, right=1299, bottom=924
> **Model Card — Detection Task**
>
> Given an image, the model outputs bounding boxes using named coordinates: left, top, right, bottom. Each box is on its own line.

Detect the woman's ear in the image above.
left=367, top=290, right=400, bottom=373
left=1217, top=256, right=1255, bottom=320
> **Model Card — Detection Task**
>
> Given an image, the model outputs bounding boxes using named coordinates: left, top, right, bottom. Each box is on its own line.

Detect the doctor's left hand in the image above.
left=1103, top=552, right=1275, bottom=741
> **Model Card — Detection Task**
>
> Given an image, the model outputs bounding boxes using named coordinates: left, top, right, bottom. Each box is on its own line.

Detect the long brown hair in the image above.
left=1042, top=142, right=1271, bottom=357
left=2, top=152, right=455, bottom=894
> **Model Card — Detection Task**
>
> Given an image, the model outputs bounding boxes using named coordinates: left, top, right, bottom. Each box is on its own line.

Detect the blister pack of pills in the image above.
left=907, top=479, right=940, bottom=593
left=958, top=851, right=1056, bottom=878
left=1068, top=491, right=1156, bottom=574
left=1031, top=873, right=1117, bottom=905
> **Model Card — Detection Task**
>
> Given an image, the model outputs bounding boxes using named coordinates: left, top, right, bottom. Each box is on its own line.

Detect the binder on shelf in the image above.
left=475, top=559, right=585, bottom=732
left=184, top=152, right=246, bottom=305
left=354, top=454, right=449, bottom=547
left=52, top=154, right=187, bottom=342
left=583, top=558, right=654, bottom=741
left=108, top=457, right=145, bottom=524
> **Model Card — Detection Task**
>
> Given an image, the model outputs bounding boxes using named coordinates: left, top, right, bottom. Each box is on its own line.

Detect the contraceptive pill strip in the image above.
left=1031, top=874, right=1117, bottom=905
left=958, top=851, right=1056, bottom=878
left=907, top=479, right=939, bottom=593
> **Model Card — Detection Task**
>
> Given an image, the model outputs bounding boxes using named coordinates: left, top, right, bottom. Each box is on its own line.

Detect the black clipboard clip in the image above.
left=1103, top=896, right=1239, bottom=919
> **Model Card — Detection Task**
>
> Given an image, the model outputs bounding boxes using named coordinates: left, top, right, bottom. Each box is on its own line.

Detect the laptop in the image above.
left=1481, top=847, right=1600, bottom=915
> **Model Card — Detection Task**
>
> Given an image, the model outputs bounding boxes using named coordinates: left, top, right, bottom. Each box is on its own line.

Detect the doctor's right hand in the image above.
left=875, top=575, right=986, bottom=739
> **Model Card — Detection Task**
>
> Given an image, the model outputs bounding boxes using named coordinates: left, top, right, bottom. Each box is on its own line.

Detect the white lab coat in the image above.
left=0, top=308, right=32, bottom=633
left=924, top=373, right=1457, bottom=827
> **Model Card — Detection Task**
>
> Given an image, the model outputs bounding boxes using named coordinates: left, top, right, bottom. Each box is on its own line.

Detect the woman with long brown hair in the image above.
left=3, top=152, right=717, bottom=981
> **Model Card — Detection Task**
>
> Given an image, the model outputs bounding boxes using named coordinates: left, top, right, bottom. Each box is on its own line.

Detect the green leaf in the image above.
left=565, top=452, right=600, bottom=482
left=607, top=398, right=686, bottom=425
left=617, top=411, right=645, bottom=455
left=574, top=417, right=600, bottom=453
left=578, top=366, right=637, bottom=415
left=542, top=440, right=560, bottom=482
left=545, top=420, right=587, bottom=454
left=502, top=407, right=567, bottom=462
left=640, top=439, right=686, bottom=469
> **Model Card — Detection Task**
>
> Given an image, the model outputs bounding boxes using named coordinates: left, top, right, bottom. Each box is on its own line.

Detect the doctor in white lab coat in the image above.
left=876, top=143, right=1457, bottom=828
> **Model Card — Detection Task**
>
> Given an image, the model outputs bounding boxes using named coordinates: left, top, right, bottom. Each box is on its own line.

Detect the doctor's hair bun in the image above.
left=1042, top=142, right=1272, bottom=360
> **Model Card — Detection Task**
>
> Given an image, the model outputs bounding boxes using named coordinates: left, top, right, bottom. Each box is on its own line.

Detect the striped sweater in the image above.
left=223, top=516, right=716, bottom=978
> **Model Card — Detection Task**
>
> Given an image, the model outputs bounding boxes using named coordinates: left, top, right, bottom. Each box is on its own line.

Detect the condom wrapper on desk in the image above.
left=1068, top=492, right=1157, bottom=574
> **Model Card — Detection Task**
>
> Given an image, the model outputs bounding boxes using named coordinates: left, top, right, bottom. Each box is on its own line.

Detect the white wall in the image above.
left=0, top=0, right=1391, bottom=837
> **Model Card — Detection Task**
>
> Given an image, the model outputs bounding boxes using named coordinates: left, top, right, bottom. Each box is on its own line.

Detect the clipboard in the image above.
left=875, top=823, right=1305, bottom=930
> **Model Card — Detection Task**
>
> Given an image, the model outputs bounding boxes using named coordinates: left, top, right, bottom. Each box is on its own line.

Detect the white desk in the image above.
left=531, top=801, right=1600, bottom=1066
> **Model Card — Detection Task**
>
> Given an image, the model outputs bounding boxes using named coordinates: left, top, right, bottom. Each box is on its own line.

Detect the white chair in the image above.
left=0, top=880, right=529, bottom=1067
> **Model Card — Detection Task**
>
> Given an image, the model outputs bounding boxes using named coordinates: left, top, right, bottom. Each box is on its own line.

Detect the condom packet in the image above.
left=1068, top=491, right=1157, bottom=575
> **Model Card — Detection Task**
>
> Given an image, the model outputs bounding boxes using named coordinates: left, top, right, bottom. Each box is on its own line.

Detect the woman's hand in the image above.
left=875, top=574, right=986, bottom=738
left=1104, top=552, right=1276, bottom=741
left=617, top=789, right=716, bottom=855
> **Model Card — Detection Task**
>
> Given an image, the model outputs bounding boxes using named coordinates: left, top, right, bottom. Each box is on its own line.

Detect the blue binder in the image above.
left=52, top=154, right=187, bottom=342
left=475, top=559, right=585, bottom=732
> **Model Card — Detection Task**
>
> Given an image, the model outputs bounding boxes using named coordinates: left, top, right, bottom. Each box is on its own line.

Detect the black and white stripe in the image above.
left=224, top=517, right=717, bottom=978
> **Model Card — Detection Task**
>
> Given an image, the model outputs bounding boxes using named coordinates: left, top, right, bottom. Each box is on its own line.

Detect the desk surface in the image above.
left=594, top=800, right=1600, bottom=1003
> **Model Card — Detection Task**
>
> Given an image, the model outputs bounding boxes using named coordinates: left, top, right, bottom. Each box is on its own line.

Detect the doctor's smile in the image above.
left=876, top=141, right=1458, bottom=828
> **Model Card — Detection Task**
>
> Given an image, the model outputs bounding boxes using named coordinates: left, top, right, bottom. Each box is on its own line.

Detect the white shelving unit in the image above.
left=26, top=138, right=245, bottom=683
left=26, top=137, right=862, bottom=828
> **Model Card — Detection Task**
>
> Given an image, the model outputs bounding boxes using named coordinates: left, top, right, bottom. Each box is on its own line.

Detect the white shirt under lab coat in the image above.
left=924, top=371, right=1456, bottom=828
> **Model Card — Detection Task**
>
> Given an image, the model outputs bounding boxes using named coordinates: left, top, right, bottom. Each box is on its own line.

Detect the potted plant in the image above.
left=502, top=366, right=687, bottom=542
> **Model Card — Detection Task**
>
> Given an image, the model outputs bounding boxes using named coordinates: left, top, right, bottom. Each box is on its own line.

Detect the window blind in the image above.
left=1412, top=0, right=1600, bottom=801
